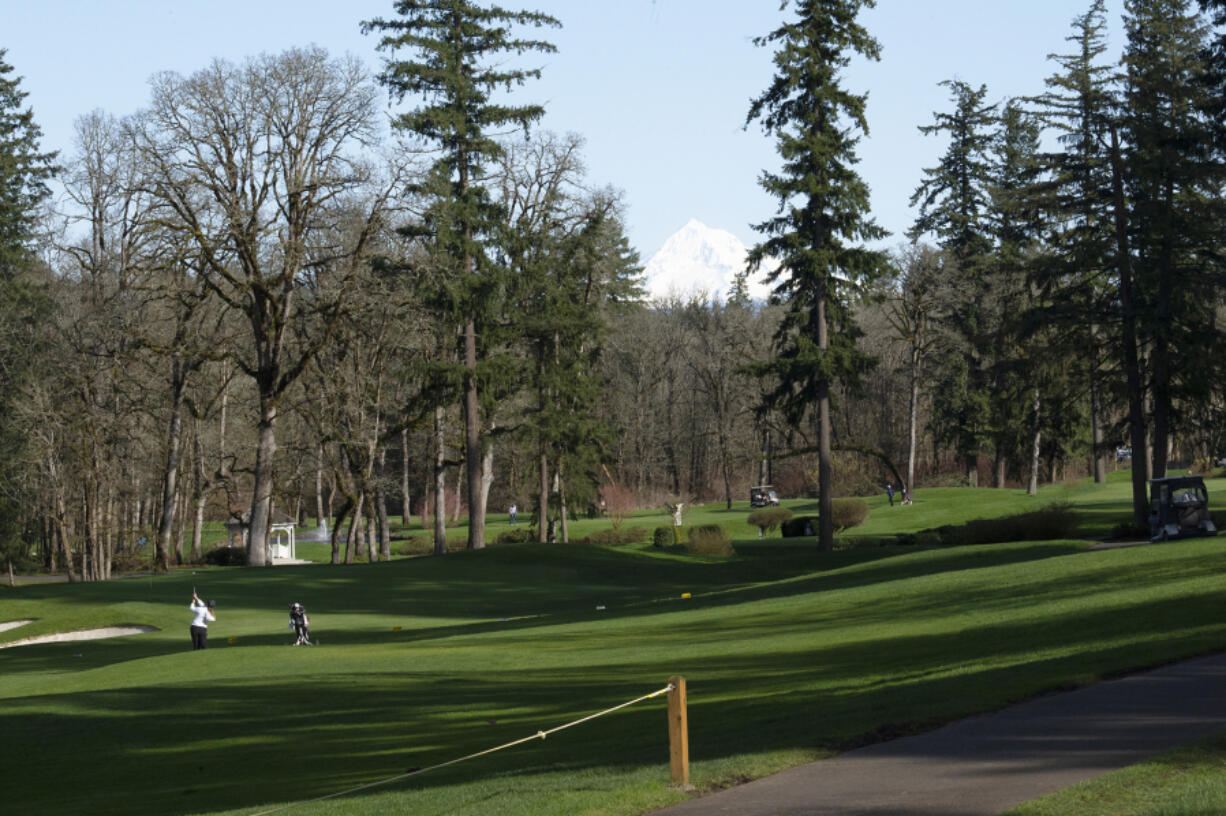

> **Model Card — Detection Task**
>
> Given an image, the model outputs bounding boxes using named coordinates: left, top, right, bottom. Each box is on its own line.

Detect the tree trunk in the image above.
left=478, top=433, right=495, bottom=545
left=367, top=513, right=378, bottom=561
left=1089, top=339, right=1107, bottom=483
left=377, top=446, right=391, bottom=558
left=906, top=344, right=921, bottom=497
left=315, top=443, right=326, bottom=527
left=1109, top=124, right=1151, bottom=529
left=247, top=396, right=278, bottom=567
left=155, top=355, right=188, bottom=571
left=400, top=427, right=411, bottom=527
left=451, top=461, right=463, bottom=524
left=329, top=498, right=351, bottom=565
left=816, top=294, right=833, bottom=552
left=192, top=496, right=205, bottom=563
left=464, top=312, right=484, bottom=550
left=346, top=493, right=364, bottom=565
left=433, top=404, right=447, bottom=555
left=1028, top=386, right=1042, bottom=495
left=538, top=450, right=549, bottom=543
left=557, top=464, right=569, bottom=543
left=355, top=493, right=368, bottom=561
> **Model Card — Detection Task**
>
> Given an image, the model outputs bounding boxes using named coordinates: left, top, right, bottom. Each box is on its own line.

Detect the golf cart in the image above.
left=1148, top=475, right=1217, bottom=542
left=750, top=485, right=779, bottom=508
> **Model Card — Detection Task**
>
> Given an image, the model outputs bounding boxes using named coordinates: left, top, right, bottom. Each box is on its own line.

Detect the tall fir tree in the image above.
left=1028, top=0, right=1118, bottom=485
left=984, top=99, right=1044, bottom=488
left=1122, top=0, right=1223, bottom=478
left=0, top=50, right=56, bottom=568
left=0, top=50, right=56, bottom=277
left=363, top=1, right=560, bottom=550
left=747, top=0, right=890, bottom=552
left=908, top=79, right=998, bottom=485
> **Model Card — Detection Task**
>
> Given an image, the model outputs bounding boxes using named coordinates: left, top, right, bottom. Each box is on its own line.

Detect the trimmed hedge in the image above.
left=496, top=527, right=538, bottom=545
left=897, top=503, right=1078, bottom=547
left=780, top=499, right=871, bottom=537
left=832, top=498, right=871, bottom=529
left=652, top=526, right=675, bottom=548
left=582, top=526, right=649, bottom=546
left=685, top=524, right=732, bottom=556
left=747, top=507, right=794, bottom=536
left=203, top=545, right=247, bottom=566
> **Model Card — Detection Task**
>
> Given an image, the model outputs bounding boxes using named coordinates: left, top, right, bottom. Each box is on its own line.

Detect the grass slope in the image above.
left=2, top=476, right=1225, bottom=815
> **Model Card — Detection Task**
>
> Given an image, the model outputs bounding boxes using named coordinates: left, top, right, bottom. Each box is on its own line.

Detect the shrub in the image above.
left=831, top=498, right=870, bottom=529
left=496, top=527, right=538, bottom=545
left=110, top=547, right=153, bottom=573
left=652, top=526, right=674, bottom=548
left=685, top=524, right=732, bottom=556
left=914, top=503, right=1080, bottom=548
left=397, top=535, right=433, bottom=556
left=1111, top=521, right=1147, bottom=540
left=781, top=516, right=818, bottom=538
left=583, top=526, right=649, bottom=546
left=747, top=507, right=794, bottom=536
left=599, top=484, right=637, bottom=529
left=203, top=545, right=247, bottom=566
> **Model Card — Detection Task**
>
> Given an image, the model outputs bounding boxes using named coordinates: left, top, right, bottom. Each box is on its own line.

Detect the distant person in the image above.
left=901, top=486, right=912, bottom=505
left=886, top=482, right=895, bottom=507
left=189, top=591, right=216, bottom=651
left=509, top=504, right=517, bottom=526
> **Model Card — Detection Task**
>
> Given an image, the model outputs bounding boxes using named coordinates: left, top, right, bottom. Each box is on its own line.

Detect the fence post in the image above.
left=667, top=675, right=690, bottom=787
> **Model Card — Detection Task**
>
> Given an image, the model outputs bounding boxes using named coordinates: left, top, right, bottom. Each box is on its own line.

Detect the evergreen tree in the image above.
left=1027, top=0, right=1118, bottom=485
left=908, top=79, right=998, bottom=484
left=1200, top=0, right=1226, bottom=134
left=1122, top=0, right=1223, bottom=478
left=984, top=99, right=1044, bottom=487
left=0, top=50, right=56, bottom=277
left=0, top=50, right=56, bottom=572
left=909, top=80, right=998, bottom=270
left=747, top=0, right=890, bottom=552
left=363, top=1, right=560, bottom=550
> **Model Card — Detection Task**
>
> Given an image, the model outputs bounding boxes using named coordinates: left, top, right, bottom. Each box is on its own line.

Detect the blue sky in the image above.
left=5, top=1, right=1125, bottom=260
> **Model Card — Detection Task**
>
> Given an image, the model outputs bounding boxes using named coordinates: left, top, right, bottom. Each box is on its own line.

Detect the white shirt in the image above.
left=190, top=599, right=215, bottom=628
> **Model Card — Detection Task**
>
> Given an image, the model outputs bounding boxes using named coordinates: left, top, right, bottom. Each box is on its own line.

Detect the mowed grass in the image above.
left=1005, top=733, right=1226, bottom=816
left=3, top=475, right=1226, bottom=815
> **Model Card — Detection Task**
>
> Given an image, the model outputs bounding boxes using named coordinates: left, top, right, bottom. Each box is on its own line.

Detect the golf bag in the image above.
left=289, top=602, right=312, bottom=646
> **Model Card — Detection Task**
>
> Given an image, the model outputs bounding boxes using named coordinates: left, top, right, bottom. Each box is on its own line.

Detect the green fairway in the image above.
left=4, top=476, right=1226, bottom=815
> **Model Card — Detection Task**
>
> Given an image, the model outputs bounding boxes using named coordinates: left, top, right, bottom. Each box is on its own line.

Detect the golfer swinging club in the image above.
left=189, top=590, right=216, bottom=650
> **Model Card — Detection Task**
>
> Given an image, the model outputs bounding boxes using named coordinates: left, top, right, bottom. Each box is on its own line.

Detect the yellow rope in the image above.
left=248, top=683, right=675, bottom=816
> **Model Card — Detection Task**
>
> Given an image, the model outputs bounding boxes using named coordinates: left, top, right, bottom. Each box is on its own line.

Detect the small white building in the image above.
left=225, top=510, right=302, bottom=564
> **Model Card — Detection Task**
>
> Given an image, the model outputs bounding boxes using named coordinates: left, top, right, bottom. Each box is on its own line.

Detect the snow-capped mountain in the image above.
left=642, top=219, right=776, bottom=302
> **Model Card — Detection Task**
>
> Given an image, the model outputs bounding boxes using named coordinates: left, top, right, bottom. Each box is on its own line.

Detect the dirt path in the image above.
left=652, top=652, right=1226, bottom=815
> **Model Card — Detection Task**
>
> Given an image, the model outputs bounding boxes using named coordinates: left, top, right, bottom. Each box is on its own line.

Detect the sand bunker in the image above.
left=0, top=625, right=158, bottom=649
left=0, top=619, right=34, bottom=633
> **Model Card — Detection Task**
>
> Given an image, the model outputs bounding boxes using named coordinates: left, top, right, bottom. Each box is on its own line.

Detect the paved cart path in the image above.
left=653, top=652, right=1226, bottom=815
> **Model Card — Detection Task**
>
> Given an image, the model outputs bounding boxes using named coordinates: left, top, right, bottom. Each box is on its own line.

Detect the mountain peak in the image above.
left=642, top=221, right=774, bottom=302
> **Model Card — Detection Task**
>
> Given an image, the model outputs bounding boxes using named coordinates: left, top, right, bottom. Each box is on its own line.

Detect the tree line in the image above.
left=0, top=0, right=1223, bottom=576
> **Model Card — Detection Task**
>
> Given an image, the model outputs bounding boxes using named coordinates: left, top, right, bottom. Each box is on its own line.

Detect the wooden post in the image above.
left=668, top=675, right=690, bottom=787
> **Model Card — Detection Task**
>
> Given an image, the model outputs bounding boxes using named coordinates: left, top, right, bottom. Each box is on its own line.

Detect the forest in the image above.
left=0, top=0, right=1224, bottom=579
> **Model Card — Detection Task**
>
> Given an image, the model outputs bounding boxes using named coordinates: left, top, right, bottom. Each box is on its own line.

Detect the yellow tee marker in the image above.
left=681, top=593, right=691, bottom=599
left=392, top=626, right=403, bottom=632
